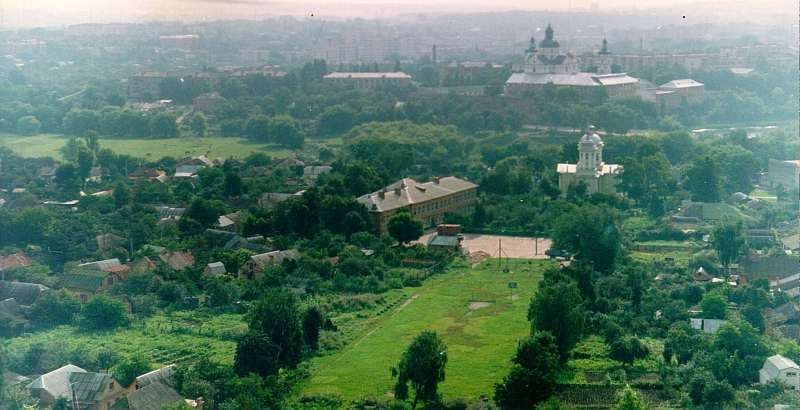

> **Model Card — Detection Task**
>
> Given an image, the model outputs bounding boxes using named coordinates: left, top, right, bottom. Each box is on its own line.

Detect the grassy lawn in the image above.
left=0, top=133, right=302, bottom=160
left=298, top=258, right=552, bottom=402
left=5, top=310, right=245, bottom=367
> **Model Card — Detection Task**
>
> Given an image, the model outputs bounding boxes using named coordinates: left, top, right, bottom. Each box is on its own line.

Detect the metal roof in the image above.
left=0, top=280, right=49, bottom=306
left=357, top=176, right=477, bottom=213
left=69, top=372, right=113, bottom=403
left=128, top=381, right=183, bottom=410
left=324, top=72, right=411, bottom=79
left=27, top=364, right=87, bottom=399
left=659, top=79, right=704, bottom=89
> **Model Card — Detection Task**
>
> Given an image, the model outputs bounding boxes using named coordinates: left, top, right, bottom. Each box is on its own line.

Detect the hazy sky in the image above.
left=0, top=0, right=796, bottom=26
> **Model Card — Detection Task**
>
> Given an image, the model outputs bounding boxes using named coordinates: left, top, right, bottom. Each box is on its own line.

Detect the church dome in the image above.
left=539, top=24, right=560, bottom=48
left=580, top=126, right=603, bottom=145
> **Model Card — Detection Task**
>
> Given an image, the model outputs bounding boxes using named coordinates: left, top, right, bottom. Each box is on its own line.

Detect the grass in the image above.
left=5, top=310, right=245, bottom=367
left=0, top=133, right=320, bottom=160
left=297, top=258, right=553, bottom=402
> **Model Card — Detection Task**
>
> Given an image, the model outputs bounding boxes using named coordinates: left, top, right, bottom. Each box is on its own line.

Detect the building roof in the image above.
left=357, top=176, right=478, bottom=213
left=0, top=252, right=32, bottom=270
left=324, top=72, right=411, bottom=80
left=128, top=381, right=184, bottom=410
left=174, top=165, right=204, bottom=177
left=61, top=268, right=110, bottom=292
left=205, top=262, right=227, bottom=275
left=27, top=364, right=87, bottom=399
left=427, top=234, right=460, bottom=248
left=762, top=355, right=800, bottom=378
left=79, top=258, right=123, bottom=271
left=506, top=72, right=638, bottom=87
left=556, top=163, right=622, bottom=175
left=0, top=280, right=49, bottom=306
left=135, top=364, right=176, bottom=388
left=249, top=249, right=299, bottom=268
left=158, top=251, right=195, bottom=271
left=659, top=79, right=704, bottom=89
left=69, top=371, right=114, bottom=403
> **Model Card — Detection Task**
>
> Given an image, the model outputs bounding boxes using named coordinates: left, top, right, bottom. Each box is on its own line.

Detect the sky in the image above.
left=0, top=0, right=796, bottom=27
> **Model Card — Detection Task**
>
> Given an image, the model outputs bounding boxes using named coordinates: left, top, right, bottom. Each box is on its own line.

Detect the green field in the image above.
left=0, top=133, right=301, bottom=160
left=5, top=310, right=245, bottom=366
left=298, top=258, right=551, bottom=402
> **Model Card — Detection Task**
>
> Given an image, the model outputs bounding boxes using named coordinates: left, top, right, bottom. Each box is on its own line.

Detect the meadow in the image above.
left=298, top=258, right=552, bottom=402
left=5, top=310, right=245, bottom=367
left=0, top=133, right=324, bottom=160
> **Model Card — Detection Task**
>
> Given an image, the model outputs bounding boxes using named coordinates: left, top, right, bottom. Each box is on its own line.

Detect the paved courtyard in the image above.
left=419, top=233, right=551, bottom=259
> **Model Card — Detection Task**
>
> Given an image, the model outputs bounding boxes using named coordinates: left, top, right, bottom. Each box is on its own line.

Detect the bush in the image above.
left=79, top=295, right=129, bottom=330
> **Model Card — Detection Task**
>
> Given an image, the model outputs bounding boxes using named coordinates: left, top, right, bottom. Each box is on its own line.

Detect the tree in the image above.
left=393, top=331, right=447, bottom=409
left=711, top=221, right=744, bottom=268
left=149, top=112, right=178, bottom=137
left=685, top=156, right=721, bottom=202
left=387, top=211, right=423, bottom=245
left=302, top=306, right=324, bottom=351
left=55, top=163, right=80, bottom=195
left=29, top=290, right=81, bottom=327
left=189, top=112, right=207, bottom=137
left=269, top=115, right=304, bottom=149
left=528, top=274, right=585, bottom=359
left=245, top=115, right=271, bottom=141
left=551, top=204, right=621, bottom=272
left=494, top=331, right=560, bottom=409
left=235, top=290, right=303, bottom=377
left=700, top=291, right=728, bottom=319
left=113, top=356, right=151, bottom=386
left=609, top=335, right=649, bottom=365
left=113, top=182, right=131, bottom=208
left=76, top=146, right=94, bottom=181
left=223, top=172, right=243, bottom=198
left=16, top=115, right=41, bottom=135
left=612, top=385, right=646, bottom=410
left=234, top=331, right=281, bottom=377
left=318, top=105, right=356, bottom=136
left=80, top=295, right=129, bottom=330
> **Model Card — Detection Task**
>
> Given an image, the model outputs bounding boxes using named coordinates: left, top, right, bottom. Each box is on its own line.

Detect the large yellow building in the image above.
left=357, top=176, right=478, bottom=234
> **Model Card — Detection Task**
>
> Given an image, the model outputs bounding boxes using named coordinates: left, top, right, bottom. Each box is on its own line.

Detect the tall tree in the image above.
left=711, top=221, right=745, bottom=268
left=393, top=331, right=448, bottom=409
left=551, top=204, right=621, bottom=272
left=528, top=274, right=585, bottom=359
left=387, top=211, right=424, bottom=245
left=494, top=331, right=560, bottom=409
left=685, top=156, right=721, bottom=202
left=235, top=290, right=304, bottom=377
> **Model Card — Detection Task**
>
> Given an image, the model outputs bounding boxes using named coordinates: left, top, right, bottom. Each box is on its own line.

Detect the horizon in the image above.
left=1, top=0, right=797, bottom=28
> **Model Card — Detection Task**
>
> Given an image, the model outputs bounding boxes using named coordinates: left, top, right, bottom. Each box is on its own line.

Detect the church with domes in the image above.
left=505, top=24, right=639, bottom=99
left=556, top=126, right=622, bottom=195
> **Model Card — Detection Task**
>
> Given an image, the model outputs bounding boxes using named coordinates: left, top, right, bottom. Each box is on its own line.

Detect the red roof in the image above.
left=0, top=253, right=31, bottom=271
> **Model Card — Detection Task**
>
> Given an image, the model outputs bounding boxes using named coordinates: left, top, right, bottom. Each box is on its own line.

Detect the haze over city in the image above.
left=0, top=0, right=797, bottom=26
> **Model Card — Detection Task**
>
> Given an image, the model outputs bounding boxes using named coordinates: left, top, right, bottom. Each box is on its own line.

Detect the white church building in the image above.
left=557, top=126, right=621, bottom=195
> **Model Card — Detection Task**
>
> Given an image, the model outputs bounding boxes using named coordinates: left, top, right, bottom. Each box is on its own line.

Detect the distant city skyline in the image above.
left=0, top=0, right=796, bottom=27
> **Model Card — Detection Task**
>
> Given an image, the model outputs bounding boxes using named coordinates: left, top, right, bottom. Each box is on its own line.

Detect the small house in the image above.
left=174, top=165, right=204, bottom=179
left=128, top=381, right=191, bottom=410
left=128, top=168, right=168, bottom=183
left=27, top=364, right=86, bottom=405
left=130, top=364, right=176, bottom=391
left=760, top=355, right=800, bottom=390
left=0, top=280, right=49, bottom=306
left=158, top=251, right=195, bottom=271
left=204, top=262, right=227, bottom=276
left=63, top=263, right=128, bottom=302
left=238, top=249, right=299, bottom=280
left=689, top=318, right=726, bottom=334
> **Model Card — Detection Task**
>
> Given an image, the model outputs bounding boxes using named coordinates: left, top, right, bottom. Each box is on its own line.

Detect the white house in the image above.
left=760, top=355, right=800, bottom=390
